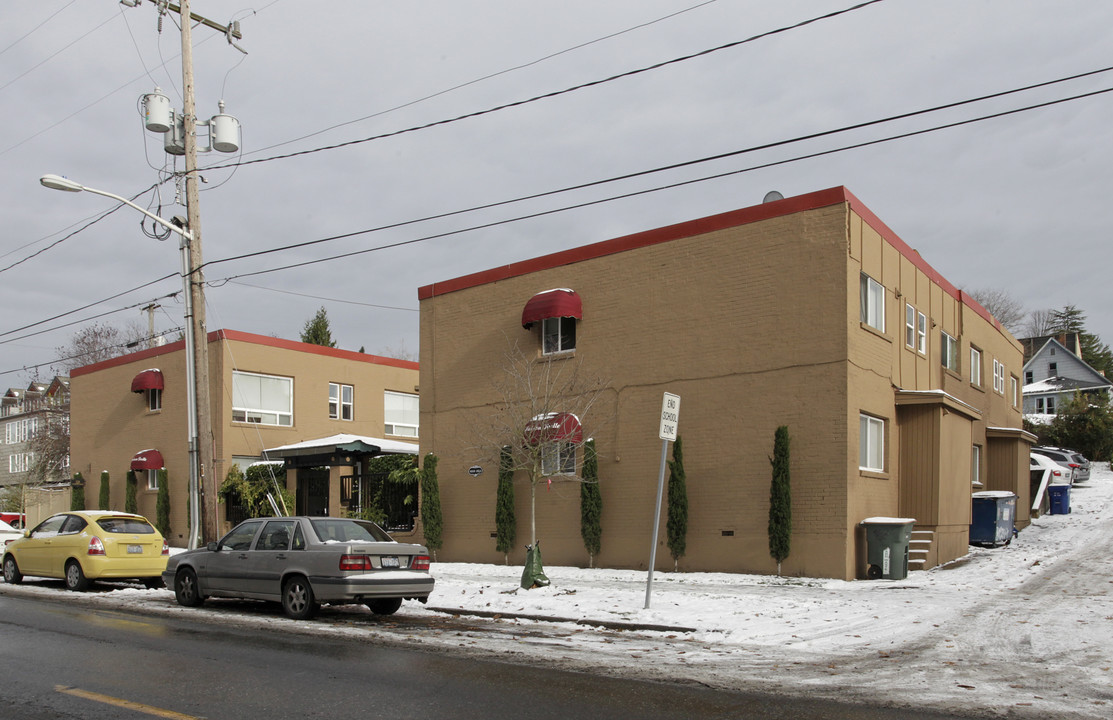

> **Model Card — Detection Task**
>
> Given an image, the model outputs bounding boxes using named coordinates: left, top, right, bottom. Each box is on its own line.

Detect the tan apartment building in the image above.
left=416, top=186, right=1032, bottom=580
left=67, top=330, right=419, bottom=544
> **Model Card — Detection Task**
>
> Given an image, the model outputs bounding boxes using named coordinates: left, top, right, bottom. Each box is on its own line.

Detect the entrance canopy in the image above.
left=263, top=433, right=418, bottom=469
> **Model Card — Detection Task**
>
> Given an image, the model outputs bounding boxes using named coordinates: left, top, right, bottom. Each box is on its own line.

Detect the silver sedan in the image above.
left=163, top=516, right=434, bottom=619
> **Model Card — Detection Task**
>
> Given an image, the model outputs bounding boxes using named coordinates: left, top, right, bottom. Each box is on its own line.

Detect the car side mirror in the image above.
left=207, top=542, right=219, bottom=552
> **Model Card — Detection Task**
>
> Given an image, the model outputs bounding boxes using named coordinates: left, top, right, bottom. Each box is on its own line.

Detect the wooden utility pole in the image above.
left=178, top=0, right=216, bottom=544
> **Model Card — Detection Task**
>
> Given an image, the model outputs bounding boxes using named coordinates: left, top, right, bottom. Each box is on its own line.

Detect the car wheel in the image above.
left=65, top=560, right=89, bottom=591
left=3, top=555, right=22, bottom=584
left=366, top=597, right=403, bottom=616
left=281, top=576, right=317, bottom=620
left=174, top=568, right=204, bottom=607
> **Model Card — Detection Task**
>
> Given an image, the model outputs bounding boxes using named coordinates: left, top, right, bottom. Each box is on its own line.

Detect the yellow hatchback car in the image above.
left=2, top=511, right=168, bottom=591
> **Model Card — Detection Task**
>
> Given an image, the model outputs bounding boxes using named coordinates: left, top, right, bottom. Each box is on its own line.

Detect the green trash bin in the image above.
left=860, top=517, right=916, bottom=580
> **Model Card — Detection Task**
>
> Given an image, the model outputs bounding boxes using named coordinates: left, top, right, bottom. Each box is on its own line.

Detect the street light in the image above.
left=40, top=173, right=204, bottom=549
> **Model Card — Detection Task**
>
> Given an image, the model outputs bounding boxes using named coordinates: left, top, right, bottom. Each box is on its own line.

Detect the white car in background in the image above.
left=0, top=519, right=21, bottom=550
left=1031, top=452, right=1075, bottom=486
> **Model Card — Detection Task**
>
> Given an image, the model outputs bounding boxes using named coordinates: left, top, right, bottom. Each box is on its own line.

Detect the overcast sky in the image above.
left=2, top=0, right=1111, bottom=383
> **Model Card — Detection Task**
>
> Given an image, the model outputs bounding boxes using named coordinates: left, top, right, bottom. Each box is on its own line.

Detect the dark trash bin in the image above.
left=860, top=517, right=915, bottom=580
left=1047, top=484, right=1071, bottom=515
left=970, top=491, right=1016, bottom=547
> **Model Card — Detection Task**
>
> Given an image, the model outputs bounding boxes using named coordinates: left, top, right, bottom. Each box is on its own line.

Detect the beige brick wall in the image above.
left=422, top=203, right=857, bottom=577
left=421, top=188, right=1029, bottom=580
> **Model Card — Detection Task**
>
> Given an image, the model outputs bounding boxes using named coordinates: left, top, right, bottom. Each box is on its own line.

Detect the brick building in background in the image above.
left=67, top=330, right=419, bottom=544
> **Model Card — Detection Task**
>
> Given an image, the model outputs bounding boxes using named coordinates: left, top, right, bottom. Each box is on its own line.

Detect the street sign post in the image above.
left=646, top=392, right=680, bottom=608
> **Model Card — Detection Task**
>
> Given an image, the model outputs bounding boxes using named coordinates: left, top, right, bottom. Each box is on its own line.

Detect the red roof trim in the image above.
left=130, top=369, right=164, bottom=393
left=71, top=329, right=419, bottom=378
left=417, top=185, right=1006, bottom=336
left=131, top=449, right=164, bottom=471
left=521, top=289, right=583, bottom=328
left=419, top=187, right=850, bottom=300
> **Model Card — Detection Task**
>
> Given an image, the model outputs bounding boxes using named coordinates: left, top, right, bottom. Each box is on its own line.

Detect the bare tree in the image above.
left=1024, top=309, right=1057, bottom=338
left=378, top=339, right=417, bottom=362
left=50, top=321, right=144, bottom=375
left=470, top=342, right=611, bottom=558
left=27, top=411, right=70, bottom=485
left=965, top=288, right=1025, bottom=334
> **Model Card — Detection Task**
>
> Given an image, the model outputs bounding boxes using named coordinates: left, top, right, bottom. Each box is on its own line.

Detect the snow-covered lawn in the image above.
left=4, top=469, right=1111, bottom=718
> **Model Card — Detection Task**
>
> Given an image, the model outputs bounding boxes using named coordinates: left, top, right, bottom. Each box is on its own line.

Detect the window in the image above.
left=941, top=332, right=959, bottom=372
left=384, top=391, right=419, bottom=437
left=1049, top=362, right=1057, bottom=375
left=4, top=418, right=36, bottom=445
left=993, top=360, right=1006, bottom=394
left=148, top=388, right=162, bottom=412
left=541, top=442, right=576, bottom=476
left=147, top=469, right=159, bottom=491
left=232, top=371, right=293, bottom=426
left=329, top=383, right=354, bottom=421
left=970, top=347, right=982, bottom=387
left=917, top=312, right=927, bottom=353
left=1025, top=370, right=1033, bottom=384
left=8, top=452, right=32, bottom=473
left=542, top=316, right=576, bottom=354
left=859, top=414, right=885, bottom=472
left=972, top=445, right=982, bottom=487
left=1035, top=397, right=1057, bottom=414
left=860, top=273, right=885, bottom=331
left=1011, top=376, right=1019, bottom=407
left=905, top=304, right=916, bottom=348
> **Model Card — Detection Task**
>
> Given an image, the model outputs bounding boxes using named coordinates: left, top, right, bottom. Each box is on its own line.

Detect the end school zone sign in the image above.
left=658, top=393, right=680, bottom=441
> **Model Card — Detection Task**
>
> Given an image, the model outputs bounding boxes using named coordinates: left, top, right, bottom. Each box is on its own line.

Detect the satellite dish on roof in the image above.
left=763, top=191, right=784, bottom=203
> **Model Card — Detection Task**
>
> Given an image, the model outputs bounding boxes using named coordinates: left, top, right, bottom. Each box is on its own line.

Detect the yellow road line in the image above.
left=54, top=685, right=203, bottom=720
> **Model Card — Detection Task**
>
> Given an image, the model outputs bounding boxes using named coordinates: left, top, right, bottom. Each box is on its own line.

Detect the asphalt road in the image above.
left=0, top=591, right=979, bottom=720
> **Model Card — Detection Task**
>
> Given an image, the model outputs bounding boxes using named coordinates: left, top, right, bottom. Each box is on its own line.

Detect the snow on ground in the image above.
left=4, top=470, right=1112, bottom=718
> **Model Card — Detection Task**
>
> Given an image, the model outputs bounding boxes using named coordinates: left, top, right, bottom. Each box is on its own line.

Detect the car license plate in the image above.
left=127, top=545, right=143, bottom=554
left=380, top=556, right=399, bottom=568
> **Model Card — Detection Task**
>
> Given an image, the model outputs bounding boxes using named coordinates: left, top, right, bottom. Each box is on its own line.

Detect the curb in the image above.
left=427, top=606, right=698, bottom=633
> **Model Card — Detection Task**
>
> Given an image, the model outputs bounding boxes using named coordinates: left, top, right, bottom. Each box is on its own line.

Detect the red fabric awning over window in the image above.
left=131, top=449, right=164, bottom=471
left=524, top=412, right=583, bottom=445
left=131, top=369, right=164, bottom=393
left=521, top=289, right=582, bottom=328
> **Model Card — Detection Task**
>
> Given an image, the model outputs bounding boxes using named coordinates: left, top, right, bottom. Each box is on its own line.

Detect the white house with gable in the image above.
left=1021, top=337, right=1111, bottom=419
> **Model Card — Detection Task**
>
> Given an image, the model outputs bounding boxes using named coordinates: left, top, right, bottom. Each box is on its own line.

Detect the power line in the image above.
left=0, top=276, right=178, bottom=342
left=203, top=83, right=1113, bottom=285
left=0, top=5, right=116, bottom=94
left=0, top=326, right=183, bottom=380
left=200, top=1, right=889, bottom=173
left=0, top=0, right=78, bottom=59
left=246, top=0, right=722, bottom=158
left=199, top=64, right=1113, bottom=273
left=6, top=67, right=1111, bottom=355
left=0, top=181, right=164, bottom=275
left=227, top=281, right=417, bottom=312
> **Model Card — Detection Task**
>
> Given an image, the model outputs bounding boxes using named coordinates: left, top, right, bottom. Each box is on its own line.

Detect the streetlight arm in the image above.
left=39, top=174, right=192, bottom=241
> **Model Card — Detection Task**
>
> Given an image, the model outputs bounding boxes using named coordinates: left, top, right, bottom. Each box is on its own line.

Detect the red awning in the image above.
left=131, top=449, right=164, bottom=471
left=131, top=369, right=164, bottom=393
left=521, top=289, right=582, bottom=328
left=524, top=412, right=583, bottom=445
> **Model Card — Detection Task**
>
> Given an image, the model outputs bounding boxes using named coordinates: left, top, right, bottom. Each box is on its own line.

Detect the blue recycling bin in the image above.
left=970, top=491, right=1016, bottom=547
left=1047, top=484, right=1071, bottom=515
